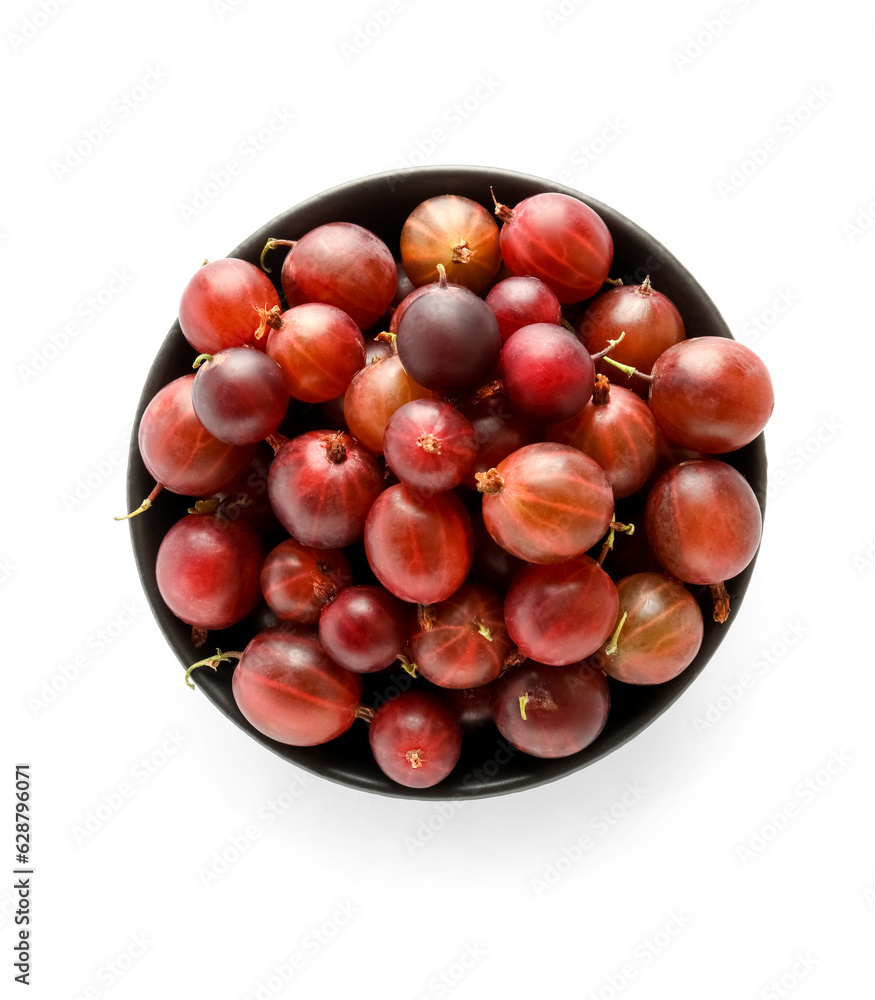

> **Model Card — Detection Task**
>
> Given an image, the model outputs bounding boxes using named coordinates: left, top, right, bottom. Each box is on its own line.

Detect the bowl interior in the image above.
left=126, top=165, right=767, bottom=800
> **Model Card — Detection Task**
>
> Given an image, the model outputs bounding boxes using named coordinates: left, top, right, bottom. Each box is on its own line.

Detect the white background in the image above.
left=3, top=1, right=874, bottom=998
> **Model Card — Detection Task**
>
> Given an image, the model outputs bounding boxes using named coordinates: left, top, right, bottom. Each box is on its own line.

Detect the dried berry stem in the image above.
left=475, top=468, right=505, bottom=495
left=711, top=582, right=731, bottom=623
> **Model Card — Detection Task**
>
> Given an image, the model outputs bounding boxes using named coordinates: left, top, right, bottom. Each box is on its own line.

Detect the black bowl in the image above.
left=125, top=165, right=767, bottom=800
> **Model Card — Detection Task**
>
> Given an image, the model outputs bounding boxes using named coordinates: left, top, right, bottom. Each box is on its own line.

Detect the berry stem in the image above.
left=436, top=263, right=449, bottom=289
left=518, top=693, right=529, bottom=720
left=597, top=517, right=635, bottom=566
left=604, top=612, right=628, bottom=655
left=324, top=432, right=347, bottom=464
left=184, top=649, right=242, bottom=689
left=255, top=304, right=283, bottom=340
left=490, top=187, right=515, bottom=224
left=711, top=582, right=731, bottom=623
left=637, top=275, right=653, bottom=296
left=397, top=653, right=418, bottom=677
left=504, top=648, right=526, bottom=669
left=603, top=354, right=653, bottom=382
left=259, top=237, right=296, bottom=273
left=475, top=621, right=493, bottom=642
left=114, top=482, right=163, bottom=521
left=417, top=433, right=441, bottom=455
left=417, top=604, right=436, bottom=632
left=469, top=379, right=505, bottom=404
left=592, top=374, right=611, bottom=406
left=451, top=239, right=475, bottom=263
left=475, top=468, right=505, bottom=495
left=589, top=330, right=626, bottom=363
left=192, top=353, right=213, bottom=369
left=265, top=432, right=289, bottom=454
left=354, top=704, right=375, bottom=723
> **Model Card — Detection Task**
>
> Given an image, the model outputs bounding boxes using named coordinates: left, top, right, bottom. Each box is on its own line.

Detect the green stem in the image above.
left=604, top=613, right=628, bottom=656
left=184, top=649, right=242, bottom=690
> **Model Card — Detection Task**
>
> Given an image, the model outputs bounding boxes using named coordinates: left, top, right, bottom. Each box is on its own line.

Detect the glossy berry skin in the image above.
left=368, top=690, right=462, bottom=788
left=364, top=485, right=474, bottom=604
left=179, top=258, right=280, bottom=354
left=409, top=584, right=511, bottom=689
left=647, top=338, right=775, bottom=454
left=280, top=222, right=396, bottom=330
left=496, top=192, right=613, bottom=303
left=400, top=194, right=501, bottom=293
left=318, top=585, right=410, bottom=674
left=395, top=279, right=501, bottom=393
left=260, top=538, right=352, bottom=624
left=485, top=276, right=563, bottom=342
left=546, top=379, right=659, bottom=498
left=191, top=347, right=288, bottom=445
left=231, top=626, right=362, bottom=746
left=383, top=399, right=478, bottom=495
left=139, top=374, right=255, bottom=496
left=500, top=323, right=595, bottom=422
left=156, top=510, right=264, bottom=630
left=492, top=660, right=610, bottom=758
left=266, top=303, right=365, bottom=403
left=268, top=431, right=384, bottom=548
left=578, top=278, right=685, bottom=395
left=479, top=442, right=614, bottom=565
left=343, top=354, right=439, bottom=454
left=645, top=460, right=762, bottom=585
left=592, top=573, right=704, bottom=685
left=504, top=557, right=619, bottom=666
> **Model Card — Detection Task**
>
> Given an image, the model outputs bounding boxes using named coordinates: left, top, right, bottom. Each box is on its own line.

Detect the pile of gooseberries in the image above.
left=125, top=187, right=772, bottom=791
